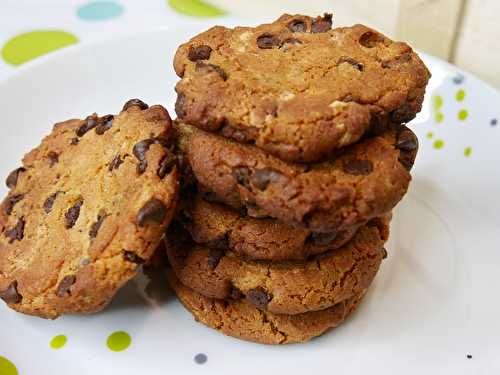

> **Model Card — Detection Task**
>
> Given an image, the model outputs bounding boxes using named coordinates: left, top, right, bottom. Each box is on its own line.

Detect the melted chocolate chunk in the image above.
left=257, top=33, right=281, bottom=49
left=133, top=139, right=155, bottom=174
left=251, top=168, right=282, bottom=191
left=5, top=217, right=25, bottom=243
left=311, top=13, right=333, bottom=33
left=195, top=62, right=228, bottom=81
left=207, top=248, right=225, bottom=270
left=56, top=275, right=76, bottom=297
left=157, top=151, right=177, bottom=179
left=4, top=194, right=24, bottom=215
left=65, top=198, right=83, bottom=229
left=123, top=250, right=145, bottom=264
left=43, top=192, right=59, bottom=213
left=247, top=287, right=271, bottom=310
left=175, top=92, right=187, bottom=118
left=188, top=45, right=212, bottom=61
left=76, top=115, right=98, bottom=137
left=70, top=137, right=79, bottom=145
left=108, top=154, right=124, bottom=171
left=338, top=56, right=364, bottom=71
left=122, top=99, right=149, bottom=111
left=47, top=152, right=59, bottom=166
left=0, top=281, right=22, bottom=304
left=342, top=159, right=374, bottom=176
left=359, top=31, right=386, bottom=48
left=6, top=167, right=25, bottom=189
left=287, top=19, right=307, bottom=32
left=136, top=199, right=166, bottom=227
left=95, top=114, right=114, bottom=135
left=233, top=166, right=251, bottom=188
left=89, top=211, right=107, bottom=239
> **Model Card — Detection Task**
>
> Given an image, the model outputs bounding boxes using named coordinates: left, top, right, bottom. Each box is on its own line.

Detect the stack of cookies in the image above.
left=166, top=13, right=430, bottom=344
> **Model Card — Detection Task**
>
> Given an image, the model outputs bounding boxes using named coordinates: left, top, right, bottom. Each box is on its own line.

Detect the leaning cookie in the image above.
left=176, top=122, right=416, bottom=233
left=168, top=271, right=366, bottom=345
left=166, top=220, right=386, bottom=315
left=0, top=99, right=179, bottom=319
left=174, top=13, right=430, bottom=162
left=179, top=194, right=362, bottom=261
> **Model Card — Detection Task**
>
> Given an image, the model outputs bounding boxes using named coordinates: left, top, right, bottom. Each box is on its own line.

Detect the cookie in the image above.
left=0, top=99, right=179, bottom=319
left=179, top=194, right=362, bottom=261
left=176, top=122, right=416, bottom=233
left=166, top=220, right=387, bottom=315
left=173, top=13, right=430, bottom=162
left=168, top=271, right=366, bottom=345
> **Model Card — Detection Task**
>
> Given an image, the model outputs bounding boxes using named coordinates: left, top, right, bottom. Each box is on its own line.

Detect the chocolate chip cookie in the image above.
left=0, top=99, right=179, bottom=319
left=168, top=271, right=366, bottom=345
left=173, top=13, right=430, bottom=162
left=179, top=193, right=363, bottom=261
left=166, top=220, right=387, bottom=315
left=176, top=122, right=416, bottom=233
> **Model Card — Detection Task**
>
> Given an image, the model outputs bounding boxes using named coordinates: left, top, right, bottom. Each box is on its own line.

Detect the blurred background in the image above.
left=1, top=0, right=498, bottom=88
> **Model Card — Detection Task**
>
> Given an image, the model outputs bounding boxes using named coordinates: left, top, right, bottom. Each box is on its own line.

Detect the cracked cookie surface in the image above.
left=179, top=193, right=362, bottom=261
left=166, top=219, right=387, bottom=315
left=0, top=100, right=179, bottom=319
left=173, top=13, right=430, bottom=162
left=176, top=122, right=416, bottom=233
left=168, top=271, right=366, bottom=344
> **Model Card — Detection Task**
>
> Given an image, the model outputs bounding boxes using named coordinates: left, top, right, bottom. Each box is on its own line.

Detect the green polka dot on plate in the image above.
left=458, top=109, right=468, bottom=121
left=77, top=1, right=124, bottom=21
left=432, top=95, right=443, bottom=112
left=455, top=89, right=465, bottom=102
left=435, top=112, right=444, bottom=123
left=107, top=331, right=131, bottom=352
left=433, top=139, right=444, bottom=149
left=50, top=335, right=67, bottom=350
left=168, top=0, right=225, bottom=17
left=1, top=30, right=78, bottom=66
left=0, top=356, right=18, bottom=375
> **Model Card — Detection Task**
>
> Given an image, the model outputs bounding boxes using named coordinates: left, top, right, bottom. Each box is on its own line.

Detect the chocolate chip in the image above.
left=257, top=33, right=281, bottom=49
left=233, top=166, right=251, bottom=188
left=123, top=250, right=145, bottom=264
left=188, top=45, right=212, bottom=61
left=207, top=234, right=229, bottom=250
left=359, top=31, right=385, bottom=48
left=137, top=198, right=166, bottom=227
left=133, top=139, right=155, bottom=174
left=76, top=115, right=98, bottom=137
left=157, top=151, right=177, bottom=178
left=390, top=103, right=415, bottom=123
left=396, top=128, right=418, bottom=152
left=195, top=62, right=227, bottom=81
left=4, top=194, right=24, bottom=215
left=108, top=154, right=124, bottom=171
left=342, top=159, right=374, bottom=175
left=47, top=151, right=59, bottom=166
left=95, top=115, right=114, bottom=135
left=229, top=285, right=243, bottom=300
left=70, top=137, right=79, bottom=145
left=0, top=281, right=22, bottom=304
left=382, top=248, right=388, bottom=259
left=89, top=211, right=107, bottom=239
left=175, top=92, right=187, bottom=118
left=251, top=168, right=281, bottom=191
left=56, top=275, right=76, bottom=297
left=5, top=217, right=25, bottom=243
left=307, top=231, right=338, bottom=246
left=6, top=167, right=25, bottom=189
left=342, top=94, right=355, bottom=102
left=65, top=198, right=83, bottom=229
left=122, top=98, right=149, bottom=111
left=338, top=56, right=364, bottom=71
left=311, top=13, right=333, bottom=33
left=207, top=248, right=225, bottom=270
left=381, top=52, right=412, bottom=69
left=282, top=37, right=302, bottom=45
left=43, top=192, right=59, bottom=213
left=287, top=19, right=307, bottom=32
left=247, top=287, right=271, bottom=310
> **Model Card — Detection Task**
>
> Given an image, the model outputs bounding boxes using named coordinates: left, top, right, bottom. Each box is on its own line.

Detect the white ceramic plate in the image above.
left=0, top=22, right=499, bottom=375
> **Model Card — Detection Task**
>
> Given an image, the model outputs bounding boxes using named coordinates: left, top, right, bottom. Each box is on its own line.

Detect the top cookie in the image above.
left=0, top=100, right=179, bottom=319
left=174, top=13, right=430, bottom=162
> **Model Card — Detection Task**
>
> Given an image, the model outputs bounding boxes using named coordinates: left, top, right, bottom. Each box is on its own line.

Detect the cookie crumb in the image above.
left=466, top=354, right=472, bottom=359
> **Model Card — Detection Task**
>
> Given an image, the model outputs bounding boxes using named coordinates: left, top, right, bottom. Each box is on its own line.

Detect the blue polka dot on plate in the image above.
left=77, top=1, right=124, bottom=21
